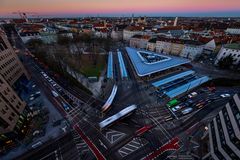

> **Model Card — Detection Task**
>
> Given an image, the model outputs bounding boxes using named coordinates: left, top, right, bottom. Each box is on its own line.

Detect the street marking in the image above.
left=104, top=129, right=126, bottom=144
left=40, top=150, right=57, bottom=160
left=99, top=139, right=107, bottom=149
left=118, top=138, right=147, bottom=157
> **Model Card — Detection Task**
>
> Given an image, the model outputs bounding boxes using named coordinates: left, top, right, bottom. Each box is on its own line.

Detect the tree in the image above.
left=57, top=35, right=71, bottom=45
left=26, top=39, right=43, bottom=49
left=218, top=55, right=234, bottom=69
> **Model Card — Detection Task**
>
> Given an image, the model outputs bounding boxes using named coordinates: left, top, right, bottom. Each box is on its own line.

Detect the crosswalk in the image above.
left=71, top=130, right=90, bottom=156
left=118, top=138, right=147, bottom=157
left=104, top=129, right=126, bottom=144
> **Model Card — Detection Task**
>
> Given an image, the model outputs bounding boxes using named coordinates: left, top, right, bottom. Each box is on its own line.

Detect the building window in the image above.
left=11, top=112, right=15, bottom=117
left=0, top=37, right=8, bottom=50
left=8, top=116, right=13, bottom=121
left=1, top=109, right=6, bottom=114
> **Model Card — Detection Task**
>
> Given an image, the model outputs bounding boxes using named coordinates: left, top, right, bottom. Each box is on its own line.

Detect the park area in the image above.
left=66, top=53, right=106, bottom=78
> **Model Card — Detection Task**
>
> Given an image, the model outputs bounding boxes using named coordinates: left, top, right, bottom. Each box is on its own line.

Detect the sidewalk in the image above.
left=1, top=87, right=65, bottom=160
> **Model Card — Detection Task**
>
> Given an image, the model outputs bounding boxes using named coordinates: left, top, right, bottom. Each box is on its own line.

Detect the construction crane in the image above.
left=12, top=11, right=37, bottom=23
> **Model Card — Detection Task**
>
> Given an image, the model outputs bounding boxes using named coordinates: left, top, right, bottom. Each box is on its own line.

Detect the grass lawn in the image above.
left=66, top=54, right=106, bottom=78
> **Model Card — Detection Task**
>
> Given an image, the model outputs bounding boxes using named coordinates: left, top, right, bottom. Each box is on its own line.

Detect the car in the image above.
left=35, top=91, right=41, bottom=95
left=62, top=102, right=70, bottom=111
left=32, top=141, right=43, bottom=149
left=188, top=92, right=198, bottom=98
left=52, top=83, right=57, bottom=87
left=196, top=101, right=205, bottom=108
left=185, top=99, right=193, bottom=106
left=182, top=108, right=193, bottom=115
left=29, top=97, right=35, bottom=101
left=172, top=105, right=181, bottom=112
left=220, top=94, right=231, bottom=98
left=206, top=99, right=212, bottom=103
left=51, top=90, right=59, bottom=97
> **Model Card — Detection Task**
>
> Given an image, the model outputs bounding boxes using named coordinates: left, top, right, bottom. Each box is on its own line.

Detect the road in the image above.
left=16, top=133, right=80, bottom=160
left=8, top=26, right=239, bottom=160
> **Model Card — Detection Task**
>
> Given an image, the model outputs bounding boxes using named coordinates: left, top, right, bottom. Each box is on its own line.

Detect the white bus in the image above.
left=99, top=105, right=137, bottom=129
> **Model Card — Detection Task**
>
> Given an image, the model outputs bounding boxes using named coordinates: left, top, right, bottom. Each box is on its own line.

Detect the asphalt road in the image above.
left=8, top=26, right=240, bottom=160
left=16, top=133, right=79, bottom=160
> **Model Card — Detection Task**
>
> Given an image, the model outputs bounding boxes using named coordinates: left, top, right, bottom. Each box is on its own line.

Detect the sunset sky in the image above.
left=1, top=0, right=240, bottom=17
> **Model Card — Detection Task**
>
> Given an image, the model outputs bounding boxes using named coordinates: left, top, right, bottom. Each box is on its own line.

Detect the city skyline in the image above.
left=1, top=0, right=240, bottom=17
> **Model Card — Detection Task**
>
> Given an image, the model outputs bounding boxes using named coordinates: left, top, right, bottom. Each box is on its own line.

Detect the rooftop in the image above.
left=125, top=47, right=190, bottom=77
left=224, top=43, right=240, bottom=50
left=132, top=34, right=151, bottom=39
left=124, top=26, right=143, bottom=31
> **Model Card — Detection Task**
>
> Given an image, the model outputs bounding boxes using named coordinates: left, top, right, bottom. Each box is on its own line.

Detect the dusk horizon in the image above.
left=1, top=0, right=240, bottom=18
left=1, top=1, right=240, bottom=160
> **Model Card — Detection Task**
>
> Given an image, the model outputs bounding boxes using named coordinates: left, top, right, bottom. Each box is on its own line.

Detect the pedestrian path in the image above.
left=118, top=138, right=147, bottom=157
left=104, top=129, right=126, bottom=144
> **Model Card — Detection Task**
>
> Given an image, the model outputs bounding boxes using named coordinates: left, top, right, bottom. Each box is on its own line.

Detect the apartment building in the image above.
left=155, top=36, right=205, bottom=60
left=202, top=94, right=240, bottom=160
left=215, top=43, right=240, bottom=66
left=129, top=34, right=151, bottom=49
left=226, top=28, right=240, bottom=35
left=123, top=26, right=143, bottom=41
left=0, top=29, right=29, bottom=86
left=0, top=75, right=27, bottom=134
left=0, top=28, right=30, bottom=147
left=180, top=41, right=204, bottom=60
left=156, top=37, right=184, bottom=56
left=147, top=38, right=157, bottom=51
left=111, top=24, right=127, bottom=41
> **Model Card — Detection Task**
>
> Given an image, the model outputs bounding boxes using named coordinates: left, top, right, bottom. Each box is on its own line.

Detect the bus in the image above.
left=167, top=99, right=179, bottom=108
left=99, top=105, right=137, bottom=129
left=101, top=85, right=118, bottom=112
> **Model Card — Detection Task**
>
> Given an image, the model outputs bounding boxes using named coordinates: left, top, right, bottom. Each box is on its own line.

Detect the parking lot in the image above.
left=165, top=87, right=235, bottom=119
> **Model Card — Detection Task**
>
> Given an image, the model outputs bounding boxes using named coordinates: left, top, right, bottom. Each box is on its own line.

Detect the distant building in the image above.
left=111, top=25, right=127, bottom=41
left=19, top=31, right=41, bottom=43
left=155, top=37, right=205, bottom=60
left=40, top=27, right=57, bottom=44
left=18, top=24, right=73, bottom=44
left=137, top=16, right=147, bottom=24
left=215, top=43, right=240, bottom=65
left=173, top=17, right=178, bottom=27
left=111, top=30, right=123, bottom=40
left=226, top=28, right=240, bottom=35
left=203, top=39, right=216, bottom=54
left=158, top=26, right=184, bottom=38
left=202, top=94, right=240, bottom=160
left=123, top=26, right=143, bottom=41
left=155, top=37, right=185, bottom=56
left=147, top=38, right=157, bottom=52
left=129, top=34, right=151, bottom=49
left=94, top=28, right=108, bottom=38
left=180, top=41, right=204, bottom=60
